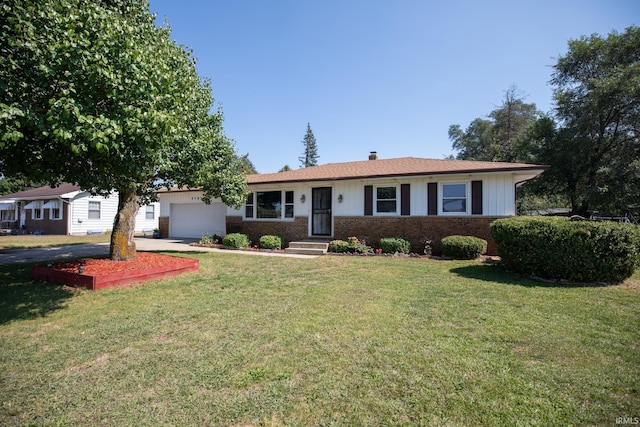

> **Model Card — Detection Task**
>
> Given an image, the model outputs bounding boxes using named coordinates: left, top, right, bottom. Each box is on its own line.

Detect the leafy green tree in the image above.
left=0, top=174, right=42, bottom=196
left=550, top=26, right=640, bottom=215
left=0, top=0, right=246, bottom=260
left=449, top=86, right=539, bottom=161
left=278, top=165, right=292, bottom=172
left=299, top=123, right=319, bottom=168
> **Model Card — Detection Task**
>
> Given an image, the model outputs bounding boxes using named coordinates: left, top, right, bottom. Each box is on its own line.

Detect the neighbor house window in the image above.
left=88, top=201, right=101, bottom=219
left=44, top=200, right=62, bottom=220
left=257, top=191, right=282, bottom=218
left=145, top=205, right=155, bottom=220
left=51, top=207, right=61, bottom=220
left=375, top=186, right=397, bottom=214
left=1, top=210, right=16, bottom=222
left=442, top=183, right=467, bottom=213
left=32, top=202, right=43, bottom=220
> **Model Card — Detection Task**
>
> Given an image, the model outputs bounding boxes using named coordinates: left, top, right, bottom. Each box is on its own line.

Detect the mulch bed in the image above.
left=32, top=252, right=199, bottom=290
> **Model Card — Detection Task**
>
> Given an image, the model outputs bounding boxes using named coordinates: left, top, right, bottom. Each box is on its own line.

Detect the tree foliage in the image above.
left=449, top=86, right=539, bottom=161
left=0, top=175, right=42, bottom=196
left=0, top=0, right=247, bottom=259
left=299, top=122, right=319, bottom=168
left=549, top=26, right=640, bottom=214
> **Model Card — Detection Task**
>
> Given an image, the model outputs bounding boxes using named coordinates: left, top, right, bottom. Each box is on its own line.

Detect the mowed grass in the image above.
left=0, top=253, right=638, bottom=426
left=0, top=234, right=111, bottom=250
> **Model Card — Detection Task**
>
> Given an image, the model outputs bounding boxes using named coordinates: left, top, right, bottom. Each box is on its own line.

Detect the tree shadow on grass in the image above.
left=450, top=263, right=616, bottom=288
left=0, top=263, right=76, bottom=325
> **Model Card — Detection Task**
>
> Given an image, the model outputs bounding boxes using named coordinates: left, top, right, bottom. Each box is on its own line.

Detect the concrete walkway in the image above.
left=0, top=238, right=319, bottom=265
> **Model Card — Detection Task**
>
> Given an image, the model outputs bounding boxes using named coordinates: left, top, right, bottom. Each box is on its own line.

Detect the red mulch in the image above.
left=34, top=252, right=199, bottom=290
left=51, top=252, right=179, bottom=276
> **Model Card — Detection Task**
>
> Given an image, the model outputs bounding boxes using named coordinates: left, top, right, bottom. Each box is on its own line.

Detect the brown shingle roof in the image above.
left=247, top=157, right=547, bottom=185
left=0, top=183, right=81, bottom=200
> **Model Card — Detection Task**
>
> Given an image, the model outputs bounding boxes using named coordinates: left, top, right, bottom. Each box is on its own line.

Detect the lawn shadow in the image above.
left=450, top=263, right=616, bottom=288
left=0, top=263, right=77, bottom=324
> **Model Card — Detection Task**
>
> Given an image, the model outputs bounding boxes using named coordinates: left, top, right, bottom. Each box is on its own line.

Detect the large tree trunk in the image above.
left=110, top=187, right=140, bottom=261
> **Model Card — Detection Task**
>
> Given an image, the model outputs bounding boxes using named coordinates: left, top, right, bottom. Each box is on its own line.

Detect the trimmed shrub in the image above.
left=328, top=238, right=373, bottom=254
left=328, top=240, right=350, bottom=253
left=490, top=216, right=640, bottom=283
left=441, top=235, right=487, bottom=259
left=379, top=237, right=411, bottom=254
left=222, top=233, right=250, bottom=248
left=259, top=235, right=284, bottom=250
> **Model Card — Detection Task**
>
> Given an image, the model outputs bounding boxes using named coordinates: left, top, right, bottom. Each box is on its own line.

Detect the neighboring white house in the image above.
left=156, top=154, right=547, bottom=254
left=0, top=183, right=159, bottom=235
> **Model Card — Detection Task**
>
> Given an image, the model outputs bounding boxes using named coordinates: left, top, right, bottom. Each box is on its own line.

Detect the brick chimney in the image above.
left=369, top=151, right=378, bottom=160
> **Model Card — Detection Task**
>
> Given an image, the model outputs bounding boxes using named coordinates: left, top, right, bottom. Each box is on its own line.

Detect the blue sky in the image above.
left=148, top=0, right=638, bottom=173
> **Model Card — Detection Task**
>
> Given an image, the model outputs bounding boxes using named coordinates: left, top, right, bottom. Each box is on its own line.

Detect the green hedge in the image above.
left=490, top=217, right=640, bottom=283
left=441, top=235, right=487, bottom=259
left=328, top=240, right=350, bottom=253
left=379, top=237, right=411, bottom=254
left=328, top=238, right=373, bottom=254
left=222, top=233, right=250, bottom=249
left=259, top=235, right=284, bottom=250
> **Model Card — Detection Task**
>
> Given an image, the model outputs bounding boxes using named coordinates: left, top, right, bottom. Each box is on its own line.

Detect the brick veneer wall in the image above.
left=334, top=216, right=503, bottom=255
left=23, top=204, right=70, bottom=235
left=226, top=216, right=309, bottom=247
left=225, top=215, right=503, bottom=255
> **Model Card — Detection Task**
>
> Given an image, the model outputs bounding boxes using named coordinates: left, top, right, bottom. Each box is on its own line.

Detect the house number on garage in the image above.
left=191, top=197, right=201, bottom=201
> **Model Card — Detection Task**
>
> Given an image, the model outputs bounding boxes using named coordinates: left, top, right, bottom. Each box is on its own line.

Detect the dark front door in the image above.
left=312, top=187, right=332, bottom=236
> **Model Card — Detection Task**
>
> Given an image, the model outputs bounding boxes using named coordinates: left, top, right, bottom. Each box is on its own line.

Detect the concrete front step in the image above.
left=285, top=241, right=329, bottom=256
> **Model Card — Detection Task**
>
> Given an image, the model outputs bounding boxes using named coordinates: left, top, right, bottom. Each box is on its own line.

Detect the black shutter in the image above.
left=471, top=180, right=483, bottom=215
left=428, top=182, right=438, bottom=216
left=364, top=185, right=373, bottom=216
left=401, top=184, right=410, bottom=216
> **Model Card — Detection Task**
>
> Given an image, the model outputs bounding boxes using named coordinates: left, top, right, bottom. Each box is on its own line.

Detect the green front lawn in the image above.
left=0, top=234, right=111, bottom=250
left=0, top=253, right=638, bottom=426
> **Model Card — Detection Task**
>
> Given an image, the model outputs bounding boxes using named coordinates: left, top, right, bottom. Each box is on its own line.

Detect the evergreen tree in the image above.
left=299, top=123, right=319, bottom=168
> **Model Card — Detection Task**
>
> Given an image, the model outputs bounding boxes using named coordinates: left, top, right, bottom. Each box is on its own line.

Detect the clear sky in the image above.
left=148, top=0, right=638, bottom=173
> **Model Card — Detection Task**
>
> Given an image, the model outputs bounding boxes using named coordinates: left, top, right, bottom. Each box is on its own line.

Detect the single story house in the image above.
left=157, top=153, right=547, bottom=254
left=0, top=183, right=159, bottom=235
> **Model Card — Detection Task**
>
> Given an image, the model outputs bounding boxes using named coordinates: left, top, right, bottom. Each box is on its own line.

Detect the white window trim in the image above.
left=31, top=201, right=44, bottom=220
left=88, top=201, right=101, bottom=219
left=145, top=204, right=155, bottom=220
left=374, top=184, right=399, bottom=216
left=50, top=207, right=62, bottom=220
left=244, top=190, right=295, bottom=221
left=43, top=200, right=63, bottom=220
left=440, top=182, right=470, bottom=216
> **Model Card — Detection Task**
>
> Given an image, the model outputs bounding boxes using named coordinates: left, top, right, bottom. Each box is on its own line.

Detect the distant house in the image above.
left=0, top=184, right=159, bottom=235
left=157, top=154, right=547, bottom=254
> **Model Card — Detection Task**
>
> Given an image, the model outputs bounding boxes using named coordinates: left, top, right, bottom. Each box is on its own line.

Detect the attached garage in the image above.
left=169, top=202, right=227, bottom=239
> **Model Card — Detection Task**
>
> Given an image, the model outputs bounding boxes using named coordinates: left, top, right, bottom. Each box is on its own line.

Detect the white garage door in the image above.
left=170, top=202, right=227, bottom=238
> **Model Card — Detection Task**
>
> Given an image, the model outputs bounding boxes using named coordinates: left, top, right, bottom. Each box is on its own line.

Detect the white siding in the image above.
left=134, top=201, right=160, bottom=231
left=323, top=173, right=517, bottom=217
left=68, top=192, right=159, bottom=235
left=69, top=193, right=118, bottom=234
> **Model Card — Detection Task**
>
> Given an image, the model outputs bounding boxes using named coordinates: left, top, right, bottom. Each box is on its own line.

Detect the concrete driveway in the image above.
left=0, top=238, right=317, bottom=265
